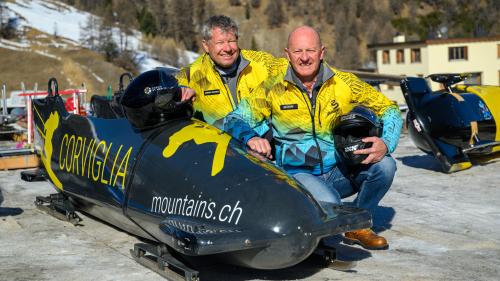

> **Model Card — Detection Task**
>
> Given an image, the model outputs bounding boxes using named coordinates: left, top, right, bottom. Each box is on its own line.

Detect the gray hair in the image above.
left=201, top=15, right=239, bottom=41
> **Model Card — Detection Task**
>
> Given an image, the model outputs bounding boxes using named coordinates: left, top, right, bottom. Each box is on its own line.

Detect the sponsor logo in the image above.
left=163, top=122, right=231, bottom=176
left=144, top=85, right=172, bottom=95
left=204, top=89, right=220, bottom=96
left=151, top=195, right=243, bottom=225
left=34, top=109, right=133, bottom=191
left=478, top=101, right=492, bottom=120
left=280, top=104, right=298, bottom=110
left=58, top=133, right=133, bottom=190
left=36, top=111, right=63, bottom=189
left=345, top=144, right=359, bottom=152
left=341, top=114, right=356, bottom=122
left=165, top=219, right=242, bottom=234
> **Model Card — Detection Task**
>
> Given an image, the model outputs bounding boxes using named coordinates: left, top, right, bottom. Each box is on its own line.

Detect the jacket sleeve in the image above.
left=176, top=67, right=190, bottom=87
left=342, top=72, right=403, bottom=153
left=223, top=86, right=272, bottom=144
left=379, top=106, right=403, bottom=153
left=241, top=50, right=288, bottom=77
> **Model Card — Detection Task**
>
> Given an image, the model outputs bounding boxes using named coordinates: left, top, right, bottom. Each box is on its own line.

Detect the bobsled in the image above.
left=400, top=73, right=500, bottom=173
left=31, top=68, right=370, bottom=277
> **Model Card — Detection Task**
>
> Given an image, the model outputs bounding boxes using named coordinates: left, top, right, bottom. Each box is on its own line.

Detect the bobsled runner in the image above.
left=401, top=73, right=500, bottom=172
left=31, top=68, right=371, bottom=278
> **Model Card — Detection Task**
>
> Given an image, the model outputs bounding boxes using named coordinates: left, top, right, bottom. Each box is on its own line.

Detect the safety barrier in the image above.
left=19, top=85, right=87, bottom=144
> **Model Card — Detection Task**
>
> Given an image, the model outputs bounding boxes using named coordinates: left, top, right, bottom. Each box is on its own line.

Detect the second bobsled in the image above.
left=401, top=73, right=500, bottom=172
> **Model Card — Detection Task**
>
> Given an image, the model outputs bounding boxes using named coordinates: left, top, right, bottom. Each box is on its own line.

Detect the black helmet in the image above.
left=333, top=106, right=381, bottom=166
left=121, top=67, right=191, bottom=129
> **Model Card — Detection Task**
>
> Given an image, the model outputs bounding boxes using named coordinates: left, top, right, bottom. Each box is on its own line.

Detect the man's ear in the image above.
left=284, top=48, right=291, bottom=61
left=202, top=40, right=210, bottom=53
left=319, top=46, right=325, bottom=61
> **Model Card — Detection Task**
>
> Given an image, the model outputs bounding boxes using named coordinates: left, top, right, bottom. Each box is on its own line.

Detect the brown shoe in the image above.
left=344, top=228, right=388, bottom=250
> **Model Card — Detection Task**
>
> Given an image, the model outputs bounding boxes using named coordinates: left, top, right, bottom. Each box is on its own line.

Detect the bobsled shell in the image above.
left=30, top=73, right=372, bottom=271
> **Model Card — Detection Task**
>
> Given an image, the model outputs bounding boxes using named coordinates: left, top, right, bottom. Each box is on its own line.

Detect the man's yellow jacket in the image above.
left=224, top=63, right=403, bottom=175
left=176, top=50, right=287, bottom=128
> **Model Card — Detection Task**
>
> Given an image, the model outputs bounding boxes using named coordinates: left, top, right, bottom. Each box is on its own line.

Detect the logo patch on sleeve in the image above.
left=280, top=104, right=298, bottom=110
left=204, top=89, right=220, bottom=96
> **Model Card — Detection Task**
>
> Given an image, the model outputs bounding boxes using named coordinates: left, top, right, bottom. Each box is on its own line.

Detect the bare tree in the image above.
left=265, top=1, right=284, bottom=28
left=79, top=15, right=100, bottom=50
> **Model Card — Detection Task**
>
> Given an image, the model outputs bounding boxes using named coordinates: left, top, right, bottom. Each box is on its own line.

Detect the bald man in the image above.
left=224, top=26, right=402, bottom=250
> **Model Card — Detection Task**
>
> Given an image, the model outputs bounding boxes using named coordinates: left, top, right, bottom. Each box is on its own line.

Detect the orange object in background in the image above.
left=0, top=154, right=40, bottom=170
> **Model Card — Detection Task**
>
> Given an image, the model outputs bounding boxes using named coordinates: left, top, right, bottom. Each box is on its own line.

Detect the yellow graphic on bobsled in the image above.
left=163, top=122, right=231, bottom=176
left=34, top=108, right=63, bottom=190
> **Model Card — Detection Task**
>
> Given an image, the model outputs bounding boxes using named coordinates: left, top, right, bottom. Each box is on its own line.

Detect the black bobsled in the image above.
left=401, top=73, right=500, bottom=173
left=31, top=68, right=371, bottom=274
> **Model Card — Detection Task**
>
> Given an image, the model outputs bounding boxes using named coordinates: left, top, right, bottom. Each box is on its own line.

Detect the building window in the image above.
left=465, top=72, right=482, bottom=85
left=382, top=50, right=390, bottom=64
left=411, top=48, right=421, bottom=63
left=449, top=46, right=468, bottom=61
left=396, top=49, right=404, bottom=63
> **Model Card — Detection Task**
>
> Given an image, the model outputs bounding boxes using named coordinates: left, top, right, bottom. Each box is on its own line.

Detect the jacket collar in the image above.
left=202, top=50, right=250, bottom=76
left=284, top=62, right=335, bottom=90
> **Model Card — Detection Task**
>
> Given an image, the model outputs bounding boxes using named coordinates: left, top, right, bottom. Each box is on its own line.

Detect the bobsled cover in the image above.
left=121, top=68, right=191, bottom=128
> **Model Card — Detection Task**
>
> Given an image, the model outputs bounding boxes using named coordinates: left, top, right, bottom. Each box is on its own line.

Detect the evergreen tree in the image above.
left=137, top=6, right=158, bottom=36
left=97, top=23, right=119, bottom=61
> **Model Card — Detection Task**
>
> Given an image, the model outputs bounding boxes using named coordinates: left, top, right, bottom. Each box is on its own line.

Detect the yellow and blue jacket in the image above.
left=176, top=50, right=288, bottom=128
left=224, top=63, right=403, bottom=175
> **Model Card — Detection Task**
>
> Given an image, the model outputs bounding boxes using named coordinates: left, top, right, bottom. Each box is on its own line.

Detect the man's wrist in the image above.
left=242, top=133, right=259, bottom=144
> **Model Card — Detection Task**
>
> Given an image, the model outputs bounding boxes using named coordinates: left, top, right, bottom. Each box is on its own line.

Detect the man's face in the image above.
left=285, top=30, right=325, bottom=81
left=202, top=27, right=239, bottom=68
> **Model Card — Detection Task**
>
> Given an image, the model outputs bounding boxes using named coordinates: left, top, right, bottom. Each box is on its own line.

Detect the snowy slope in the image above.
left=4, top=0, right=199, bottom=71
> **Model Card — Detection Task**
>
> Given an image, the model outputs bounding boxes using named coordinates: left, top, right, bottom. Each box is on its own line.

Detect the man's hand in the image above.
left=247, top=136, right=273, bottom=159
left=180, top=87, right=196, bottom=102
left=353, top=137, right=387, bottom=164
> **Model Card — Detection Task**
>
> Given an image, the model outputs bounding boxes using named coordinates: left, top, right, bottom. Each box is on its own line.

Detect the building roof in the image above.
left=368, top=35, right=500, bottom=49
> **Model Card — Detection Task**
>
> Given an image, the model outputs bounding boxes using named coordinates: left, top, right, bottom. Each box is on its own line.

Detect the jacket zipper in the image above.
left=215, top=70, right=236, bottom=110
left=295, top=84, right=324, bottom=174
left=214, top=63, right=248, bottom=110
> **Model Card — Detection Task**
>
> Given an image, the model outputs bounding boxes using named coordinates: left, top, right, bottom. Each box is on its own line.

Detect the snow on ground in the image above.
left=0, top=37, right=59, bottom=62
left=33, top=49, right=61, bottom=60
left=6, top=0, right=90, bottom=43
left=80, top=65, right=104, bottom=83
left=0, top=38, right=30, bottom=49
left=0, top=40, right=25, bottom=51
left=4, top=0, right=199, bottom=71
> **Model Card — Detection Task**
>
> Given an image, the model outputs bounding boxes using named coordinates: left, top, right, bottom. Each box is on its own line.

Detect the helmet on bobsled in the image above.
left=333, top=106, right=382, bottom=166
left=121, top=67, right=191, bottom=129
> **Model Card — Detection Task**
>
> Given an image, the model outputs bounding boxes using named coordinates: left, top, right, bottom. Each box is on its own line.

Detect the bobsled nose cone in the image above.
left=224, top=204, right=372, bottom=270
